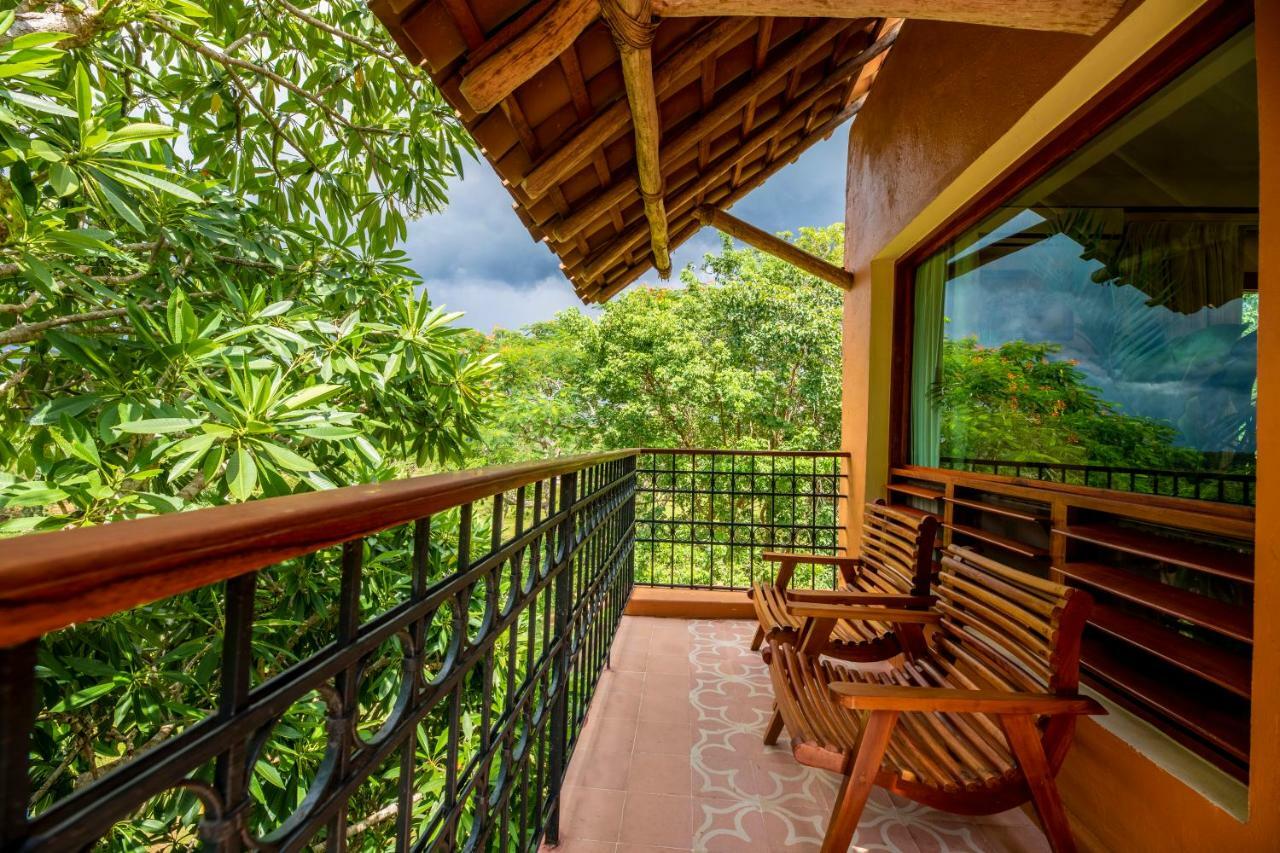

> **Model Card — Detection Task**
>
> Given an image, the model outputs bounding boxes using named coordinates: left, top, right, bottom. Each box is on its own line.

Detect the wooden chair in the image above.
left=748, top=501, right=939, bottom=663
left=765, top=546, right=1104, bottom=853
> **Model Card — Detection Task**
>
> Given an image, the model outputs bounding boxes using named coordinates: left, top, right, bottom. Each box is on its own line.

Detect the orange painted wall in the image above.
left=840, top=18, right=1109, bottom=530
left=840, top=3, right=1279, bottom=849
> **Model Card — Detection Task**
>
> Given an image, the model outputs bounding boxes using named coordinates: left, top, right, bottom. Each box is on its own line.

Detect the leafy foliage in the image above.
left=0, top=4, right=497, bottom=533
left=938, top=337, right=1206, bottom=470
left=481, top=225, right=845, bottom=461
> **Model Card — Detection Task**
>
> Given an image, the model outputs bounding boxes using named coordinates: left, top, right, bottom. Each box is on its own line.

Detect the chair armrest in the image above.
left=762, top=551, right=862, bottom=567
left=788, top=602, right=942, bottom=624
left=785, top=590, right=935, bottom=608
left=828, top=683, right=1106, bottom=716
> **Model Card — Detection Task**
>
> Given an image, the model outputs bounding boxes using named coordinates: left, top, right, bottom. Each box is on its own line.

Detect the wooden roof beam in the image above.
left=608, top=0, right=671, bottom=277
left=459, top=0, right=600, bottom=114
left=521, top=16, right=753, bottom=200
left=650, top=0, right=1123, bottom=35
left=693, top=206, right=854, bottom=289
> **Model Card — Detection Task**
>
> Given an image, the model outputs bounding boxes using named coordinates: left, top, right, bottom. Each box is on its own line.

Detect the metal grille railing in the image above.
left=0, top=452, right=635, bottom=852
left=941, top=455, right=1257, bottom=506
left=634, top=449, right=849, bottom=591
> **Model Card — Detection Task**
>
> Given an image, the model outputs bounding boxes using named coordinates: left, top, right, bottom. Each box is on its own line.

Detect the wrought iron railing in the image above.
left=634, top=449, right=849, bottom=590
left=940, top=455, right=1256, bottom=506
left=0, top=451, right=635, bottom=851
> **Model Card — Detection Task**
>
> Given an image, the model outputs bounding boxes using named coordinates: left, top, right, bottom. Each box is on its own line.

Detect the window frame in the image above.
left=888, top=0, right=1258, bottom=489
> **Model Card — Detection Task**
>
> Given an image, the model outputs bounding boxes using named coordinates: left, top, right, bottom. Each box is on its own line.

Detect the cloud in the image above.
left=402, top=122, right=851, bottom=331
left=425, top=275, right=599, bottom=332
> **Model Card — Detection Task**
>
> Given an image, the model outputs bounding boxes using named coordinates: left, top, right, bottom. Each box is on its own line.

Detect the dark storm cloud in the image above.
left=404, top=123, right=851, bottom=331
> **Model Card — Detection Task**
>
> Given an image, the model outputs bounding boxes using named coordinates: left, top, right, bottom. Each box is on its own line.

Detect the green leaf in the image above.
left=276, top=384, right=342, bottom=412
left=226, top=447, right=258, bottom=500
left=116, top=417, right=207, bottom=435
left=257, top=441, right=317, bottom=473
left=6, top=91, right=76, bottom=117
left=74, top=63, right=92, bottom=130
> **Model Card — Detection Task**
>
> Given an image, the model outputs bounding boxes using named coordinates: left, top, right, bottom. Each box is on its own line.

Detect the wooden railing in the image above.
left=0, top=451, right=637, bottom=851
left=941, top=455, right=1257, bottom=506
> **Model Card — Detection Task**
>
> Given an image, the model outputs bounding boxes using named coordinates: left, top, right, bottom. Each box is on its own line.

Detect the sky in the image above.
left=403, top=122, right=851, bottom=332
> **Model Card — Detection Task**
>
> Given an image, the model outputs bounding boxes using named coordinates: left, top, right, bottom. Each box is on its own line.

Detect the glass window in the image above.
left=909, top=28, right=1258, bottom=505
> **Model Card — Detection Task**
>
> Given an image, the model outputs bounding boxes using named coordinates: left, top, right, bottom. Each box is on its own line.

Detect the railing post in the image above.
left=546, top=469, right=578, bottom=846
left=0, top=640, right=37, bottom=850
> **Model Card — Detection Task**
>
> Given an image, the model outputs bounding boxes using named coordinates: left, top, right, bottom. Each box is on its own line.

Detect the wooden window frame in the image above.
left=888, top=0, right=1258, bottom=478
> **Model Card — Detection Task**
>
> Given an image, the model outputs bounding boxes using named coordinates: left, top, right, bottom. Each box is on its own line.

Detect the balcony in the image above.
left=0, top=447, right=1256, bottom=850
left=553, top=615, right=1048, bottom=852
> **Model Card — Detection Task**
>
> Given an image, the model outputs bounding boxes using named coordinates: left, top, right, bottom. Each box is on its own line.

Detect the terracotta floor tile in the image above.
left=649, top=635, right=693, bottom=657
left=627, top=751, right=692, bottom=796
left=599, top=668, right=647, bottom=697
left=567, top=748, right=632, bottom=791
left=617, top=845, right=691, bottom=853
left=634, top=720, right=694, bottom=755
left=580, top=714, right=638, bottom=754
left=596, top=688, right=642, bottom=721
left=538, top=838, right=615, bottom=853
left=646, top=653, right=694, bottom=676
left=559, top=785, right=626, bottom=843
left=690, top=798, right=768, bottom=853
left=612, top=652, right=650, bottom=673
left=619, top=793, right=695, bottom=848
left=638, top=695, right=694, bottom=724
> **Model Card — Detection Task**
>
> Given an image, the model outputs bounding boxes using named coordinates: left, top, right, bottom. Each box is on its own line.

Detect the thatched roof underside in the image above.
left=372, top=1, right=898, bottom=303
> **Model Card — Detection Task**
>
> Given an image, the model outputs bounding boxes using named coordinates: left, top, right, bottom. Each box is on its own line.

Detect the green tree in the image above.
left=0, top=4, right=496, bottom=533
left=0, top=5, right=505, bottom=847
left=481, top=225, right=845, bottom=460
left=939, top=336, right=1204, bottom=470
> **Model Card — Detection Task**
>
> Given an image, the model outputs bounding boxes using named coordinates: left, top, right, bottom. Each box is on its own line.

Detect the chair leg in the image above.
left=820, top=710, right=897, bottom=853
left=1001, top=714, right=1077, bottom=853
left=751, top=625, right=765, bottom=651
left=763, top=706, right=785, bottom=745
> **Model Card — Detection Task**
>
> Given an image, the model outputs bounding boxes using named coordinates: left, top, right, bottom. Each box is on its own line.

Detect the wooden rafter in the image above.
left=458, top=0, right=599, bottom=114
left=521, top=17, right=751, bottom=200
left=694, top=206, right=854, bottom=289
left=649, top=0, right=1124, bottom=35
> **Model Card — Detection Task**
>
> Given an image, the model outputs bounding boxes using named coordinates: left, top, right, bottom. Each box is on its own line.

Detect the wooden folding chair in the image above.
left=766, top=546, right=1103, bottom=853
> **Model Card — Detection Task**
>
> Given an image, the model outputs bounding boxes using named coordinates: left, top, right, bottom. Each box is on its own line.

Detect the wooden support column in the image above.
left=650, top=0, right=1124, bottom=35
left=604, top=0, right=671, bottom=277
left=694, top=206, right=854, bottom=289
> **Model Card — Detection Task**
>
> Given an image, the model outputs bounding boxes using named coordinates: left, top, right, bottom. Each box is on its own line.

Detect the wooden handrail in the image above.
left=640, top=447, right=851, bottom=458
left=0, top=449, right=638, bottom=647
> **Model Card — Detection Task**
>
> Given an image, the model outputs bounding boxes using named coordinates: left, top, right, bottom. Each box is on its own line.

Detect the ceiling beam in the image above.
left=521, top=17, right=751, bottom=201
left=650, top=0, right=1123, bottom=35
left=694, top=206, right=854, bottom=289
left=548, top=25, right=892, bottom=245
left=458, top=0, right=599, bottom=114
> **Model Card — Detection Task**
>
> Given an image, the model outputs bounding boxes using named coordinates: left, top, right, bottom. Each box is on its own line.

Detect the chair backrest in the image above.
left=933, top=546, right=1092, bottom=696
left=857, top=502, right=939, bottom=597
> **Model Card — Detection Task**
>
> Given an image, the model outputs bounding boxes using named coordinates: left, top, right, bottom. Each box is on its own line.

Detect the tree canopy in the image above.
left=0, top=1, right=496, bottom=534
left=479, top=224, right=846, bottom=462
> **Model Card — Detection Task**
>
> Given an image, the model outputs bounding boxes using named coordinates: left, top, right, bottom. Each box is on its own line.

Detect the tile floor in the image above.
left=545, top=617, right=1051, bottom=853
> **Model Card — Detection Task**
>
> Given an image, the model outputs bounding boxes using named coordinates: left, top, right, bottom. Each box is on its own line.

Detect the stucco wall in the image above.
left=839, top=2, right=1279, bottom=849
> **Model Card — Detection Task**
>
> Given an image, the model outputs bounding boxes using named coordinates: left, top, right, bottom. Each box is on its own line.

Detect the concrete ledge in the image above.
left=625, top=586, right=754, bottom=619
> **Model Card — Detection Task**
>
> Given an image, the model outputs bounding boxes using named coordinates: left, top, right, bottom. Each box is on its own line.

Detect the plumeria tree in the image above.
left=0, top=2, right=497, bottom=533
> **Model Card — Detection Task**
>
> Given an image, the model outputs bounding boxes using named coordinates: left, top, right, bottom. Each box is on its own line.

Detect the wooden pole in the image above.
left=650, top=0, right=1124, bottom=35
left=582, top=102, right=856, bottom=301
left=607, top=0, right=671, bottom=277
left=520, top=17, right=752, bottom=201
left=694, top=206, right=855, bottom=289
left=548, top=28, right=894, bottom=245
left=458, top=0, right=600, bottom=114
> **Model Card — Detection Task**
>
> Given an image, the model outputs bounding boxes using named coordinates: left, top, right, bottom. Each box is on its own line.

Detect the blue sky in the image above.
left=403, top=122, right=851, bottom=332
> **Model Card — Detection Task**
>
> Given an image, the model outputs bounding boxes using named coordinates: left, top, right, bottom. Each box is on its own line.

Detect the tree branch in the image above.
left=148, top=16, right=396, bottom=138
